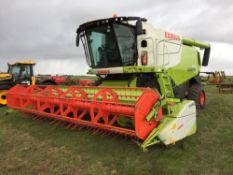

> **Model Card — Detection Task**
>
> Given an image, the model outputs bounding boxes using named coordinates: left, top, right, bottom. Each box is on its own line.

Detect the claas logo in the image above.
left=165, top=32, right=180, bottom=41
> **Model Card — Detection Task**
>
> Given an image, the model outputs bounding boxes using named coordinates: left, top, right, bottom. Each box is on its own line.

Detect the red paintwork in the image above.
left=141, top=52, right=148, bottom=65
left=78, top=79, right=93, bottom=86
left=50, top=76, right=66, bottom=84
left=7, top=85, right=162, bottom=140
left=200, top=91, right=205, bottom=107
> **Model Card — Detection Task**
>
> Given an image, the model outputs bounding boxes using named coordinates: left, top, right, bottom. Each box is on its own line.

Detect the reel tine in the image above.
left=54, top=121, right=61, bottom=126
left=91, top=128, right=100, bottom=135
left=32, top=116, right=40, bottom=120
left=49, top=119, right=57, bottom=125
left=66, top=123, right=73, bottom=129
left=72, top=124, right=78, bottom=130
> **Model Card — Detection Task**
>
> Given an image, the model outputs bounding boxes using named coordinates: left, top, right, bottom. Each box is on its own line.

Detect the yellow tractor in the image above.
left=0, top=61, right=36, bottom=105
left=0, top=60, right=74, bottom=105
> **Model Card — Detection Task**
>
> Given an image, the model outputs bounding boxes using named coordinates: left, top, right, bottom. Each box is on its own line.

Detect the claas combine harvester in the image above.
left=7, top=16, right=211, bottom=150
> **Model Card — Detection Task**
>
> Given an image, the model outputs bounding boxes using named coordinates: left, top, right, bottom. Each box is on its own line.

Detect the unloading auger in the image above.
left=7, top=16, right=211, bottom=150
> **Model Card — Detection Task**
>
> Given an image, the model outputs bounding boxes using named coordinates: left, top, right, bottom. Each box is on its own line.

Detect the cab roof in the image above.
left=8, top=60, right=36, bottom=66
left=77, top=16, right=147, bottom=33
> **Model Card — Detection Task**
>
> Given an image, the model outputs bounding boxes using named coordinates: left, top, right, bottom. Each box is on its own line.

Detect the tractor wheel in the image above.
left=187, top=84, right=206, bottom=109
left=0, top=89, right=8, bottom=106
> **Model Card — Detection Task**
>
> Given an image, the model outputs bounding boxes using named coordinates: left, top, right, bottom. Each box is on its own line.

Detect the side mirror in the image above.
left=76, top=33, right=80, bottom=46
left=136, top=19, right=143, bottom=35
left=202, top=47, right=211, bottom=66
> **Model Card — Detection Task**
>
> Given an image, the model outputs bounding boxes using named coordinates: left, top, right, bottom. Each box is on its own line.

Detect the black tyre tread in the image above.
left=187, top=84, right=205, bottom=109
left=42, top=81, right=56, bottom=85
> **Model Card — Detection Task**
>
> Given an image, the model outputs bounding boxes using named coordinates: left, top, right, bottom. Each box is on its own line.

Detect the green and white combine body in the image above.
left=76, top=16, right=210, bottom=150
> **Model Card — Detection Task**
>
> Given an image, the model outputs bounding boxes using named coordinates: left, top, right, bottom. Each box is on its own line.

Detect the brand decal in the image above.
left=165, top=32, right=180, bottom=41
left=97, top=70, right=110, bottom=74
left=177, top=123, right=184, bottom=130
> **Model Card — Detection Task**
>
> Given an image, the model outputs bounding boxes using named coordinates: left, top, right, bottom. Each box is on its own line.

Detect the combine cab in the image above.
left=7, top=16, right=211, bottom=150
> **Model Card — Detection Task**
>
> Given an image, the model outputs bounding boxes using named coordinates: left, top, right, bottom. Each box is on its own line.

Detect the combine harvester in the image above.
left=7, top=16, right=211, bottom=150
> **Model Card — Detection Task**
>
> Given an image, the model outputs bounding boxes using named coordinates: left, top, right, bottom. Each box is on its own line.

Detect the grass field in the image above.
left=0, top=85, right=232, bottom=175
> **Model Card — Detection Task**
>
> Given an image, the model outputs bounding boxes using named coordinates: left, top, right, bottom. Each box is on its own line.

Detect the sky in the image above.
left=0, top=0, right=233, bottom=75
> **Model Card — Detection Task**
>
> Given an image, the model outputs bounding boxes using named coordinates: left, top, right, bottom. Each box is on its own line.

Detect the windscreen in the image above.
left=8, top=65, right=21, bottom=77
left=84, top=23, right=136, bottom=68
left=9, top=65, right=32, bottom=79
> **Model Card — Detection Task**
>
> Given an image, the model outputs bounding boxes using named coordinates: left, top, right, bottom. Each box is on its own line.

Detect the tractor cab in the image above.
left=7, top=61, right=35, bottom=85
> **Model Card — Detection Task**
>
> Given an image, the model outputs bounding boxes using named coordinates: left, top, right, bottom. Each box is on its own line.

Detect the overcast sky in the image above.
left=0, top=0, right=233, bottom=75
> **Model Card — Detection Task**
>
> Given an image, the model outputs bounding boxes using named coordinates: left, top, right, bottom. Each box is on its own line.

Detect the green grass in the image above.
left=0, top=86, right=232, bottom=175
left=224, top=76, right=233, bottom=83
